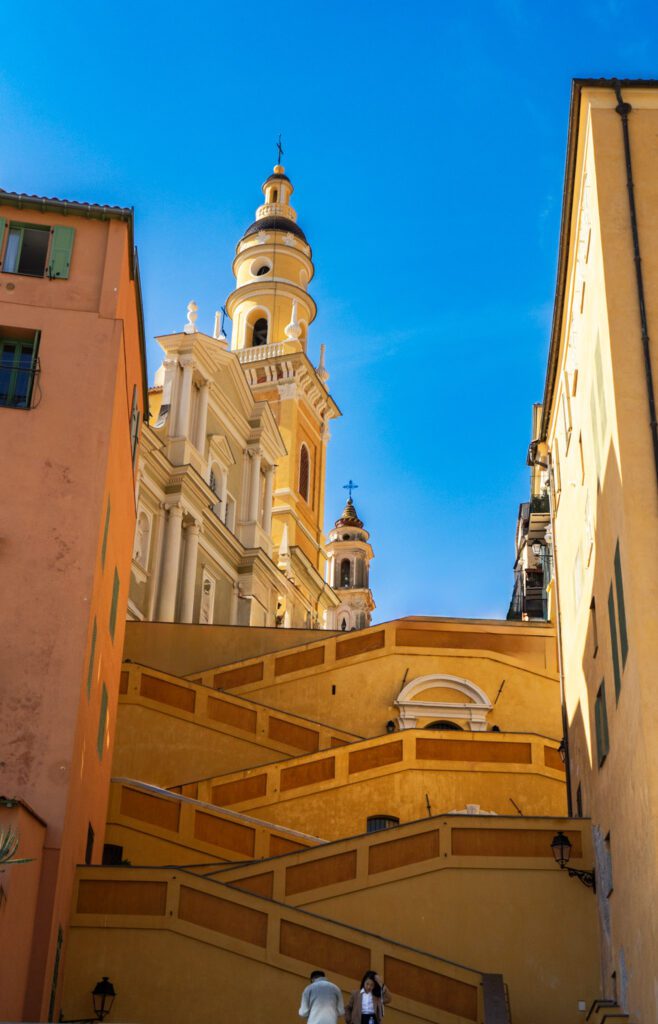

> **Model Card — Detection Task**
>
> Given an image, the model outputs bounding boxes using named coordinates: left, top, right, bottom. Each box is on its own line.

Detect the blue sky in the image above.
left=3, top=1, right=655, bottom=622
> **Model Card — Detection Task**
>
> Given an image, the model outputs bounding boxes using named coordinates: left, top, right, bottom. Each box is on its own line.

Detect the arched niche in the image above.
left=394, top=674, right=493, bottom=732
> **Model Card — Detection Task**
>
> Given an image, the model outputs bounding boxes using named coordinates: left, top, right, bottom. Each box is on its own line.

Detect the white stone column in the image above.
left=247, top=448, right=262, bottom=523
left=262, top=464, right=275, bottom=535
left=158, top=502, right=183, bottom=621
left=180, top=520, right=201, bottom=623
left=175, top=357, right=194, bottom=438
left=194, top=380, right=210, bottom=452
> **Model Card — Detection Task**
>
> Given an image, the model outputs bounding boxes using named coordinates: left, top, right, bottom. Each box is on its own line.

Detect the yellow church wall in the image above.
left=179, top=731, right=567, bottom=839
left=63, top=867, right=488, bottom=1024
left=190, top=618, right=560, bottom=740
left=218, top=815, right=599, bottom=1024
left=541, top=83, right=658, bottom=1022
left=113, top=664, right=359, bottom=788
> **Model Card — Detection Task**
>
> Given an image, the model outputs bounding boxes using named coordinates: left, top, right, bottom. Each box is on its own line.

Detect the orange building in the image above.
left=0, top=191, right=147, bottom=1021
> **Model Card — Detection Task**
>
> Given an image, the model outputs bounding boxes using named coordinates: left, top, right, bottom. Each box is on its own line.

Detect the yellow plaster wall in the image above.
left=183, top=731, right=567, bottom=838
left=63, top=867, right=486, bottom=1024
left=544, top=86, right=658, bottom=1022
left=113, top=664, right=359, bottom=788
left=191, top=619, right=561, bottom=740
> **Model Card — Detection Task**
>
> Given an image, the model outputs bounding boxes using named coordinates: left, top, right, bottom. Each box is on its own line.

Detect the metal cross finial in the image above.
left=276, top=134, right=284, bottom=165
left=343, top=480, right=358, bottom=500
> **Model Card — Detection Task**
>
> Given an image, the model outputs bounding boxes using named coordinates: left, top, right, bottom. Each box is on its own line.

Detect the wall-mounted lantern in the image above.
left=551, top=831, right=596, bottom=892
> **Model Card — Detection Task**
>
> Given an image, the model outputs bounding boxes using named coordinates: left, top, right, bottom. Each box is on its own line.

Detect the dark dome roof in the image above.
left=263, top=172, right=291, bottom=185
left=242, top=216, right=307, bottom=242
left=335, top=498, right=364, bottom=529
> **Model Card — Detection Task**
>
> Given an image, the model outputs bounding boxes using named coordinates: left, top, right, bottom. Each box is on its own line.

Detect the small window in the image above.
left=102, top=843, right=124, bottom=866
left=85, top=823, right=95, bottom=866
left=101, top=499, right=111, bottom=568
left=367, top=815, right=400, bottom=833
left=252, top=318, right=268, bottom=346
left=589, top=598, right=599, bottom=658
left=109, top=568, right=120, bottom=641
left=425, top=720, right=463, bottom=731
left=272, top=189, right=278, bottom=203
left=86, top=618, right=97, bottom=698
left=299, top=444, right=310, bottom=501
left=340, top=558, right=351, bottom=587
left=614, top=542, right=629, bottom=667
left=576, top=783, right=583, bottom=817
left=255, top=265, right=270, bottom=276
left=129, top=385, right=141, bottom=467
left=97, top=683, right=108, bottom=761
left=3, top=223, right=50, bottom=276
left=594, top=681, right=609, bottom=766
left=607, top=584, right=622, bottom=702
left=0, top=330, right=40, bottom=408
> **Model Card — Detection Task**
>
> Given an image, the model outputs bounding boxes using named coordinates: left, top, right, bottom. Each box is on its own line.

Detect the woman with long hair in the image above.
left=345, top=971, right=391, bottom=1024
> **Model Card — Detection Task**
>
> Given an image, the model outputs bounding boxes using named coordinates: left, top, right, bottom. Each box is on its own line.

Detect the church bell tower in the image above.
left=326, top=492, right=375, bottom=631
left=226, top=160, right=340, bottom=627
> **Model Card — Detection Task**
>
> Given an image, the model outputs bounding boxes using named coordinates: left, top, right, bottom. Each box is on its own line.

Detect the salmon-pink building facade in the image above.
left=0, top=192, right=147, bottom=1021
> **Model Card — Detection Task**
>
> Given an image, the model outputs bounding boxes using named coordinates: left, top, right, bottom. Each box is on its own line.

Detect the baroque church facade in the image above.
left=129, top=164, right=374, bottom=632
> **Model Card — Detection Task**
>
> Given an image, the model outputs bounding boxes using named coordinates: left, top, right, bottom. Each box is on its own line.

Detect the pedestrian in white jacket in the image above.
left=299, top=970, right=346, bottom=1024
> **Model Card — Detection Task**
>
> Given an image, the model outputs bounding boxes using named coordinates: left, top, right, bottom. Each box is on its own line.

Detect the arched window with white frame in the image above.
left=134, top=510, right=151, bottom=569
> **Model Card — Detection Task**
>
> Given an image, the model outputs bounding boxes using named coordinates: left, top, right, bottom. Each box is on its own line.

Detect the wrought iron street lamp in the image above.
left=60, top=977, right=116, bottom=1023
left=551, top=831, right=596, bottom=892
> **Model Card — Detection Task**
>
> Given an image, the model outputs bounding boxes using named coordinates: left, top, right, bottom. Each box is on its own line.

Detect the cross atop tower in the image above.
left=276, top=134, right=284, bottom=165
left=343, top=480, right=358, bottom=500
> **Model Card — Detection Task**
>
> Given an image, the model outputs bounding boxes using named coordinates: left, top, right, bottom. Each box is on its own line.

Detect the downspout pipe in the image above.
left=613, top=81, right=658, bottom=500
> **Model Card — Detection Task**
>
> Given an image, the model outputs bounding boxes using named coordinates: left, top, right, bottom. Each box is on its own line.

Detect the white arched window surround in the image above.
left=133, top=509, right=152, bottom=569
left=394, top=674, right=493, bottom=732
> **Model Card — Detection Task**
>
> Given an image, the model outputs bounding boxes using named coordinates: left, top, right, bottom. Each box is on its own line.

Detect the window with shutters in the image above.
left=97, top=683, right=109, bottom=761
left=0, top=220, right=74, bottom=279
left=129, top=385, right=141, bottom=467
left=594, top=681, right=609, bottom=766
left=0, top=328, right=41, bottom=408
left=109, top=569, right=120, bottom=642
left=86, top=618, right=97, bottom=698
left=299, top=443, right=310, bottom=501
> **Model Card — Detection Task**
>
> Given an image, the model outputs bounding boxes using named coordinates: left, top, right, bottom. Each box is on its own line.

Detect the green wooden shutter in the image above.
left=109, top=568, right=120, bottom=641
left=608, top=584, right=622, bottom=702
left=86, top=618, right=97, bottom=698
left=595, top=682, right=609, bottom=766
left=614, top=542, right=629, bottom=667
left=97, top=683, right=109, bottom=761
left=0, top=218, right=6, bottom=259
left=48, top=225, right=75, bottom=279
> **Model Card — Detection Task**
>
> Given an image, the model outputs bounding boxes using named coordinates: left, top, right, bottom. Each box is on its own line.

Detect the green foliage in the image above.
left=0, top=827, right=33, bottom=866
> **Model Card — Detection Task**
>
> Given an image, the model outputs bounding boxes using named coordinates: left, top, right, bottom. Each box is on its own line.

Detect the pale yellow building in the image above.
left=525, top=78, right=658, bottom=1022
